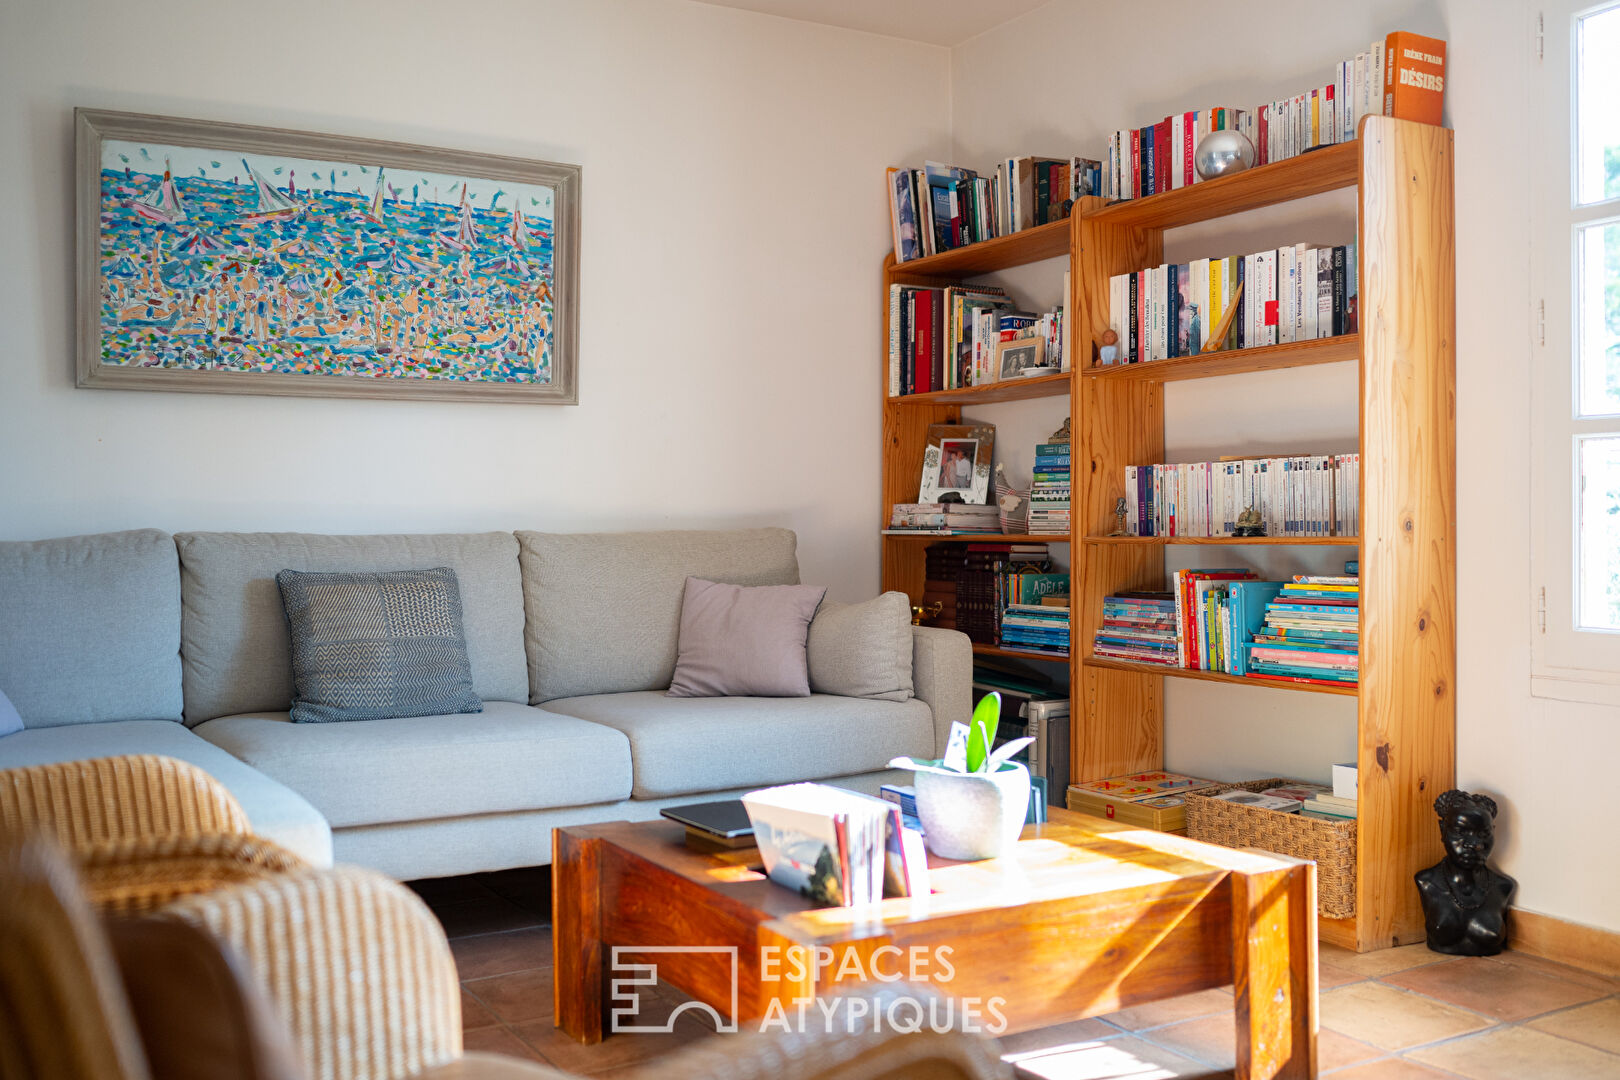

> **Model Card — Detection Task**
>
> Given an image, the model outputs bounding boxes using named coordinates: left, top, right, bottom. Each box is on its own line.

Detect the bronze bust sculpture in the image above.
left=1414, top=789, right=1514, bottom=956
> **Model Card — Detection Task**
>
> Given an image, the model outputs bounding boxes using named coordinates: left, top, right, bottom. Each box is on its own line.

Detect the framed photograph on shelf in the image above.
left=75, top=108, right=580, bottom=404
left=995, top=337, right=1045, bottom=380
left=918, top=423, right=994, bottom=504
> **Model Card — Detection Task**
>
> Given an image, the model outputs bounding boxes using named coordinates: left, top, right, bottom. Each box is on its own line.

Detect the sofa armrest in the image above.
left=910, top=626, right=973, bottom=759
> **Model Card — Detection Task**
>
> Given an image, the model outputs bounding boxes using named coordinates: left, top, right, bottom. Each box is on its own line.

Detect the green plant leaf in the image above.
left=967, top=692, right=1001, bottom=773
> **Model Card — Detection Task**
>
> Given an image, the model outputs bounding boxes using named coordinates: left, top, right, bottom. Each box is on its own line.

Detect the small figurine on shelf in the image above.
left=1048, top=418, right=1071, bottom=444
left=1109, top=497, right=1129, bottom=536
left=1415, top=790, right=1515, bottom=956
left=1097, top=329, right=1120, bottom=366
left=1232, top=505, right=1266, bottom=537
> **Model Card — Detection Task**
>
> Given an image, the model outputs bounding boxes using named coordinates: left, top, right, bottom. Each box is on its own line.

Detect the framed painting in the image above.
left=75, top=108, right=579, bottom=404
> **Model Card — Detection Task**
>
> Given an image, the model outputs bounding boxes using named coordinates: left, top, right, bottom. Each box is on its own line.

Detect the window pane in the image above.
left=1578, top=4, right=1620, bottom=205
left=1579, top=435, right=1620, bottom=630
left=1579, top=221, right=1620, bottom=415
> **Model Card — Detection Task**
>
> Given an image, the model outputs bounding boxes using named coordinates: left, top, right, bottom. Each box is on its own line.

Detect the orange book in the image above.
left=1383, top=31, right=1447, bottom=126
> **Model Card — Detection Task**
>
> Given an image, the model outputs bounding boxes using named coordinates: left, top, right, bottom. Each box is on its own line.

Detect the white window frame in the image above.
left=1531, top=1, right=1620, bottom=704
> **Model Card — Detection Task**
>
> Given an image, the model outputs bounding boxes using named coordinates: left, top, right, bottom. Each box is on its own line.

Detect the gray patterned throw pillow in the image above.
left=276, top=567, right=483, bottom=723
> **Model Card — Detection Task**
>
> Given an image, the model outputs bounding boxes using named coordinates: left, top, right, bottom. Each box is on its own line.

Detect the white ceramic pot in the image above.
left=913, top=762, right=1031, bottom=861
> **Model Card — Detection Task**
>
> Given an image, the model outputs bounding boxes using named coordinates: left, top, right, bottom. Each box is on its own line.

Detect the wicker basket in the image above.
left=1184, top=778, right=1357, bottom=919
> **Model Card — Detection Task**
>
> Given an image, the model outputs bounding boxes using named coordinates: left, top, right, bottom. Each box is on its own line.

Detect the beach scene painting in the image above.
left=76, top=109, right=579, bottom=403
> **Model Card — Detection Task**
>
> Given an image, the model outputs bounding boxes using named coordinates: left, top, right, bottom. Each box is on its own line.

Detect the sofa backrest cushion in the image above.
left=176, top=532, right=527, bottom=725
left=0, top=530, right=183, bottom=728
left=518, top=528, right=800, bottom=702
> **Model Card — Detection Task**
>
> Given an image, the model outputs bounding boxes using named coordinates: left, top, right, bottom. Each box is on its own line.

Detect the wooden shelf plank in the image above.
left=1082, top=655, right=1359, bottom=697
left=889, top=371, right=1071, bottom=406
left=974, top=642, right=1071, bottom=662
left=887, top=218, right=1071, bottom=278
left=885, top=532, right=1072, bottom=543
left=1081, top=335, right=1360, bottom=383
left=1086, top=141, right=1359, bottom=230
left=1083, top=535, right=1359, bottom=546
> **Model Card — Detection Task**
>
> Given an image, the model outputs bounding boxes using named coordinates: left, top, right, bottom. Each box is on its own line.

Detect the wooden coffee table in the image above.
left=554, top=807, right=1317, bottom=1079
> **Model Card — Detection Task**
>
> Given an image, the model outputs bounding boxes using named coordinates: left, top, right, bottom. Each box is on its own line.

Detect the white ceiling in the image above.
left=693, top=0, right=1051, bottom=46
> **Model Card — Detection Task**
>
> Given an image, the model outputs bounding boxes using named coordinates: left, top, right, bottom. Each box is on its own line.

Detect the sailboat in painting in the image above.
left=130, top=159, right=186, bottom=223
left=361, top=168, right=388, bottom=224
left=436, top=184, right=479, bottom=251
left=236, top=159, right=300, bottom=224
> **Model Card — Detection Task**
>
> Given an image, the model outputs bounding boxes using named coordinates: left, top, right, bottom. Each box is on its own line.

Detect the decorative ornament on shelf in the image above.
left=1415, top=790, right=1515, bottom=956
left=1109, top=497, right=1129, bottom=536
left=1194, top=129, right=1257, bottom=180
left=1048, top=417, right=1071, bottom=444
left=1232, top=505, right=1267, bottom=537
left=888, top=692, right=1034, bottom=861
left=1097, top=328, right=1120, bottom=366
left=910, top=600, right=943, bottom=626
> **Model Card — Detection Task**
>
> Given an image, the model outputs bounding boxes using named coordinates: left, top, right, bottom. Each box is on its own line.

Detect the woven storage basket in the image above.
left=1184, top=778, right=1357, bottom=919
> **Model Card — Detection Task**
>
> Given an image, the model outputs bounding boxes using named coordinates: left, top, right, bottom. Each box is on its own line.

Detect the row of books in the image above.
left=1029, top=440, right=1071, bottom=536
left=886, top=501, right=1001, bottom=536
left=742, top=783, right=926, bottom=906
left=956, top=541, right=1054, bottom=645
left=1102, top=32, right=1445, bottom=202
left=887, top=282, right=1067, bottom=396
left=1103, top=243, right=1358, bottom=365
left=1123, top=453, right=1359, bottom=538
left=1249, top=573, right=1359, bottom=687
left=886, top=156, right=1102, bottom=263
left=999, top=601, right=1070, bottom=656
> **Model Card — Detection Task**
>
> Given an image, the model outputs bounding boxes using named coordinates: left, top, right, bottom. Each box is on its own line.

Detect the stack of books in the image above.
left=922, top=543, right=969, bottom=628
left=1028, top=441, right=1071, bottom=535
left=1092, top=591, right=1178, bottom=665
left=999, top=604, right=1070, bottom=657
left=1123, top=453, right=1359, bottom=538
left=742, top=783, right=926, bottom=906
left=1246, top=571, right=1360, bottom=687
left=957, top=541, right=1052, bottom=644
left=1103, top=243, right=1357, bottom=366
left=887, top=502, right=1002, bottom=535
left=1304, top=761, right=1358, bottom=819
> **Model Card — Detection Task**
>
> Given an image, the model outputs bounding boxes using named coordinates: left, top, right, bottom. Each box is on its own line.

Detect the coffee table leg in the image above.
left=1231, top=862, right=1317, bottom=1080
left=554, top=829, right=605, bottom=1044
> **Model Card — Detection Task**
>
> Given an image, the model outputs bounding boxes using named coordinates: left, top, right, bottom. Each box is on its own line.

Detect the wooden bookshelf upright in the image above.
left=881, top=117, right=1455, bottom=953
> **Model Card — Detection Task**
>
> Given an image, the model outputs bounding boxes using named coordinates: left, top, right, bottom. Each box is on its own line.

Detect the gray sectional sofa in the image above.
left=0, top=527, right=970, bottom=881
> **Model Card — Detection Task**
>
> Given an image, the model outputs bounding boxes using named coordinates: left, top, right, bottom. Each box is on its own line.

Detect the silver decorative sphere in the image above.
left=1194, top=130, right=1257, bottom=180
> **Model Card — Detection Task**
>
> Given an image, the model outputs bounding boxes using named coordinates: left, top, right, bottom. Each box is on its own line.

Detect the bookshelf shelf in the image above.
left=889, top=370, right=1071, bottom=406
left=974, top=642, right=1070, bottom=663
left=1082, top=535, right=1360, bottom=546
left=1081, top=654, right=1358, bottom=697
left=888, top=217, right=1071, bottom=278
left=886, top=532, right=1073, bottom=542
left=1088, top=139, right=1359, bottom=230
left=1080, top=335, right=1360, bottom=383
left=882, top=119, right=1453, bottom=953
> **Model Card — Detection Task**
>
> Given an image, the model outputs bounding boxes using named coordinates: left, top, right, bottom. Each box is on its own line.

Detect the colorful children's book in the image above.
left=1069, top=771, right=1219, bottom=802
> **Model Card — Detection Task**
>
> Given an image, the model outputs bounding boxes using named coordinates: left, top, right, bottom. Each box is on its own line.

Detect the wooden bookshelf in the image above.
left=880, top=118, right=1455, bottom=953
left=890, top=370, right=1071, bottom=406
left=974, top=642, right=1070, bottom=662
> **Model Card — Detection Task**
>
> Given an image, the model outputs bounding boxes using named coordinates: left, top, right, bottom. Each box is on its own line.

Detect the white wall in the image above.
left=952, top=0, right=1620, bottom=933
left=0, top=0, right=953, bottom=599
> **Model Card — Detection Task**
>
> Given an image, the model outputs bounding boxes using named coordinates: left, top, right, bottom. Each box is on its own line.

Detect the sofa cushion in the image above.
left=541, top=691, right=935, bottom=799
left=0, top=688, right=20, bottom=738
left=193, top=701, right=631, bottom=828
left=277, top=567, right=482, bottom=724
left=517, top=528, right=800, bottom=702
left=0, top=720, right=331, bottom=866
left=0, top=530, right=182, bottom=728
left=807, top=592, right=915, bottom=702
left=667, top=579, right=826, bottom=698
left=176, top=532, right=527, bottom=725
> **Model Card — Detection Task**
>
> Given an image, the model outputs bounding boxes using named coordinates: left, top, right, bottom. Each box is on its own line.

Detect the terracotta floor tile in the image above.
left=461, top=1024, right=547, bottom=1063
left=998, top=1017, right=1119, bottom=1056
left=1319, top=943, right=1450, bottom=979
left=432, top=894, right=544, bottom=938
left=464, top=967, right=555, bottom=1025
left=451, top=928, right=555, bottom=980
left=1138, top=1013, right=1238, bottom=1070
left=461, top=988, right=499, bottom=1031
left=1493, top=950, right=1620, bottom=994
left=1407, top=1025, right=1620, bottom=1080
left=1319, top=982, right=1490, bottom=1052
left=1527, top=997, right=1620, bottom=1055
left=1382, top=956, right=1607, bottom=1022
left=1323, top=1059, right=1466, bottom=1079
left=1320, top=961, right=1370, bottom=989
left=1097, top=988, right=1234, bottom=1031
left=1316, top=1028, right=1386, bottom=1071
left=1008, top=1033, right=1217, bottom=1079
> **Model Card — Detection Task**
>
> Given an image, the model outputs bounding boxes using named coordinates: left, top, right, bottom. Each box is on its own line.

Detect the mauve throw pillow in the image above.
left=667, top=578, right=827, bottom=698
left=276, top=567, right=483, bottom=723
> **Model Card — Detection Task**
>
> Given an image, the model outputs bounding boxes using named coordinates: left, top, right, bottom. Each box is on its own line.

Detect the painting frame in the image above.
left=994, top=337, right=1045, bottom=381
left=75, top=108, right=580, bottom=404
left=918, top=423, right=994, bottom=505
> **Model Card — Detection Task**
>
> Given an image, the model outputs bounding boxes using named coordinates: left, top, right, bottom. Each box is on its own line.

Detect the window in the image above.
left=1533, top=1, right=1620, bottom=698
